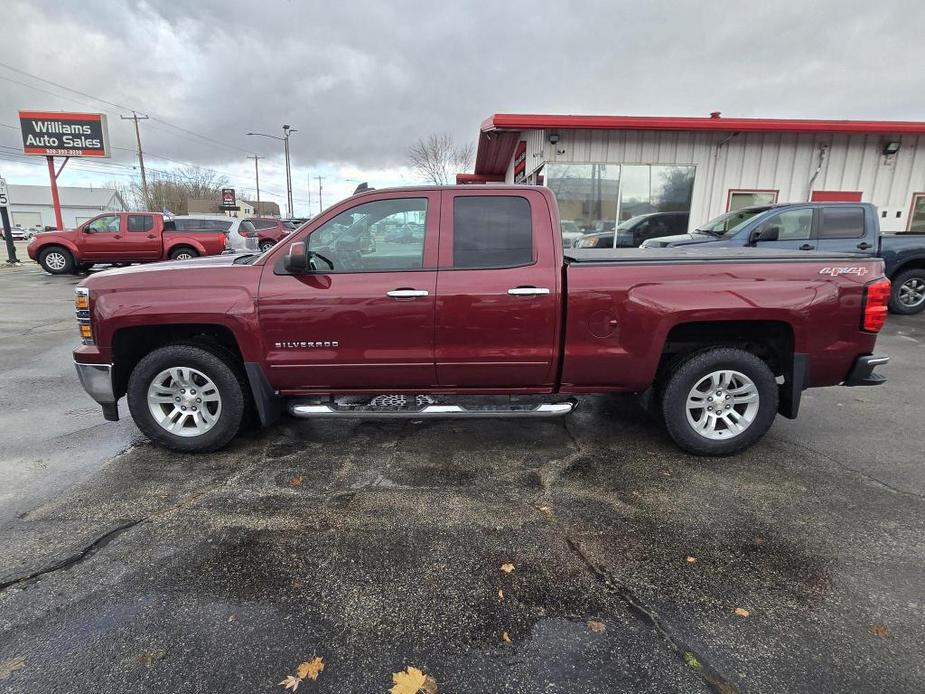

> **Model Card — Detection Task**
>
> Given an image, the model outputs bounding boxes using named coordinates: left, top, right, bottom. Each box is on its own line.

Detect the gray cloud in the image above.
left=2, top=0, right=924, bottom=179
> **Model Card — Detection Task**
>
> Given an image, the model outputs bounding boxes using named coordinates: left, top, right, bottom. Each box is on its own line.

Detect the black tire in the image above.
left=661, top=347, right=778, bottom=457
left=888, top=268, right=925, bottom=315
left=75, top=263, right=94, bottom=274
left=259, top=240, right=276, bottom=252
left=38, top=246, right=74, bottom=275
left=169, top=246, right=198, bottom=261
left=127, top=344, right=245, bottom=453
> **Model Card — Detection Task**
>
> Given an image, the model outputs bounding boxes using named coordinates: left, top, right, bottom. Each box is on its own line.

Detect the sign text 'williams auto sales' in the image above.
left=18, top=111, right=111, bottom=157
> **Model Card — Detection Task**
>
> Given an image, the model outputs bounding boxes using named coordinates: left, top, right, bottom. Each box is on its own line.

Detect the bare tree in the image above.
left=133, top=166, right=229, bottom=213
left=407, top=134, right=474, bottom=185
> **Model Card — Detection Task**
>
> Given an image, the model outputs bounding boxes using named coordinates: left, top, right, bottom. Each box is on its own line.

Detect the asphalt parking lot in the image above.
left=0, top=256, right=923, bottom=693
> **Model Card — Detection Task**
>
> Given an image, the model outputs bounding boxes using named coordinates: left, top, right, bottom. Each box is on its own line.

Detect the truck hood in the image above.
left=79, top=253, right=257, bottom=291
left=642, top=232, right=718, bottom=248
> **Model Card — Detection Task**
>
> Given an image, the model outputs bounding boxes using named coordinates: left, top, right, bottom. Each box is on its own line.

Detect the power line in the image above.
left=0, top=61, right=252, bottom=156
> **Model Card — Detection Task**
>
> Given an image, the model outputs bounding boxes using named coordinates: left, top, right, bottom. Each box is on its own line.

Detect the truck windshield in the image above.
left=696, top=208, right=766, bottom=236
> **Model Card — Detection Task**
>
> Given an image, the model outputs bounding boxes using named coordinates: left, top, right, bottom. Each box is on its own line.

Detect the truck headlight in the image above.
left=75, top=287, right=94, bottom=344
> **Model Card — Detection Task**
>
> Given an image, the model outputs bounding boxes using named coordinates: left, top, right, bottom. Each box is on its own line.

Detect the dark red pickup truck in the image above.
left=72, top=185, right=890, bottom=456
left=28, top=211, right=228, bottom=274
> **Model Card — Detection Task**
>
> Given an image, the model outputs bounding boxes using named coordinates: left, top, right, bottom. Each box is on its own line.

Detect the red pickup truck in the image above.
left=28, top=211, right=228, bottom=274
left=72, top=185, right=890, bottom=456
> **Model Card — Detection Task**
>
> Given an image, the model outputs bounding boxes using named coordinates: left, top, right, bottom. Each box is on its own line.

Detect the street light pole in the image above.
left=247, top=155, right=261, bottom=214
left=246, top=126, right=297, bottom=218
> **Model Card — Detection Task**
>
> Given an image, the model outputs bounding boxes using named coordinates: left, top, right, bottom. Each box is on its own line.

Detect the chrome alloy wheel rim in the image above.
left=899, top=278, right=925, bottom=308
left=685, top=369, right=759, bottom=440
left=174, top=252, right=193, bottom=260
left=45, top=251, right=66, bottom=270
left=147, top=366, right=222, bottom=437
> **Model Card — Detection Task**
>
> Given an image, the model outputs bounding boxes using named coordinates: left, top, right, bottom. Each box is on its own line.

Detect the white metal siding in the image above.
left=515, top=128, right=925, bottom=232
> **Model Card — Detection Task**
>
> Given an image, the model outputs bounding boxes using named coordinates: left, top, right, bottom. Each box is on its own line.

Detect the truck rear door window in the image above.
left=453, top=196, right=533, bottom=268
left=127, top=215, right=154, bottom=232
left=819, top=206, right=865, bottom=239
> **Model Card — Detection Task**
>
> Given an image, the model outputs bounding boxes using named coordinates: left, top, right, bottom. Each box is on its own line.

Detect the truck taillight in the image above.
left=861, top=278, right=891, bottom=333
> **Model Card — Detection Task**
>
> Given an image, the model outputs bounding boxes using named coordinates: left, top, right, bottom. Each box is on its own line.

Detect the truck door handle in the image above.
left=857, top=242, right=873, bottom=250
left=799, top=244, right=814, bottom=251
left=113, top=235, right=122, bottom=239
left=147, top=234, right=156, bottom=239
left=508, top=287, right=551, bottom=296
left=386, top=289, right=429, bottom=298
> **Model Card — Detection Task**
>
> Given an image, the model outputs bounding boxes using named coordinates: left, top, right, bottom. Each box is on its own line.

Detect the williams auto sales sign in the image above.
left=18, top=111, right=110, bottom=157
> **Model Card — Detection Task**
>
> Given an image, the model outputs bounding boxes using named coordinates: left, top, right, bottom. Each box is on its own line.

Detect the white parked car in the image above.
left=165, top=215, right=259, bottom=253
left=2, top=224, right=34, bottom=241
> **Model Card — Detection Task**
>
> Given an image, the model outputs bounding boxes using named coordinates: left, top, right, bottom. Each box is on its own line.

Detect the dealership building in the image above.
left=460, top=113, right=925, bottom=234
left=4, top=184, right=126, bottom=230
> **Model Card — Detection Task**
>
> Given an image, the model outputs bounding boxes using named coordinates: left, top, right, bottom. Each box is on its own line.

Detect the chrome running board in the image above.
left=288, top=400, right=576, bottom=419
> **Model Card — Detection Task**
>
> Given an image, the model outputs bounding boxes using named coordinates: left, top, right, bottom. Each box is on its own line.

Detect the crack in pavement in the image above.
left=0, top=519, right=143, bottom=592
left=535, top=419, right=740, bottom=694
left=785, top=438, right=925, bottom=501
left=563, top=534, right=739, bottom=694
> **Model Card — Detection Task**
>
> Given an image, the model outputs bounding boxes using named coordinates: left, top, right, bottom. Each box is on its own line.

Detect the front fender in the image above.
left=30, top=237, right=80, bottom=260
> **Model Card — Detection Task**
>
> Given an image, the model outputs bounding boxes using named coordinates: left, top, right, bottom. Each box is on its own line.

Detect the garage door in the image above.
left=12, top=211, right=42, bottom=229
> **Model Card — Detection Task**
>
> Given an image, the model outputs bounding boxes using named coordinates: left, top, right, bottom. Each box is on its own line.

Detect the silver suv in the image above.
left=167, top=215, right=259, bottom=253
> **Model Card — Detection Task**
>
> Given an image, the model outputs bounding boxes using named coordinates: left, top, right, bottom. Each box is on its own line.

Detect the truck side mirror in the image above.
left=283, top=241, right=309, bottom=273
left=748, top=226, right=779, bottom=245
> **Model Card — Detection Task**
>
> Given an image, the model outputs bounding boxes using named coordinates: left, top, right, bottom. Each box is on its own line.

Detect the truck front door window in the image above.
left=757, top=209, right=814, bottom=242
left=308, top=198, right=427, bottom=272
left=86, top=215, right=120, bottom=233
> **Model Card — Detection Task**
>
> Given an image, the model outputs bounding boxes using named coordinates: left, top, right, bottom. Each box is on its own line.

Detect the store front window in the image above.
left=545, top=163, right=695, bottom=247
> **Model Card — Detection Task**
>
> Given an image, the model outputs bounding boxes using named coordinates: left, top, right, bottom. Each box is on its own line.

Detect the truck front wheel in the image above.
left=38, top=246, right=74, bottom=275
left=127, top=345, right=245, bottom=453
left=661, top=347, right=778, bottom=456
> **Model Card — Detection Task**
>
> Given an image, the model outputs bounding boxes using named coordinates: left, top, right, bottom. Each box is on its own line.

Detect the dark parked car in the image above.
left=642, top=202, right=925, bottom=313
left=576, top=212, right=690, bottom=248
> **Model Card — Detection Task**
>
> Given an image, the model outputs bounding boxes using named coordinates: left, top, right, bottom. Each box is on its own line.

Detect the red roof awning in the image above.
left=472, top=112, right=925, bottom=176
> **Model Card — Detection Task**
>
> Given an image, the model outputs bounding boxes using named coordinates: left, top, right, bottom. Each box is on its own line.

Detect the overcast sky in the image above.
left=1, top=0, right=923, bottom=215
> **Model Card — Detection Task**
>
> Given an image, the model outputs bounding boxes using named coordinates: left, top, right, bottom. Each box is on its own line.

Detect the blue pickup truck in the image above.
left=641, top=202, right=925, bottom=314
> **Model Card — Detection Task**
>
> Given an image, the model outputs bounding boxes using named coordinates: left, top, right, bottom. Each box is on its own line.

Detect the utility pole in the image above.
left=247, top=155, right=261, bottom=214
left=307, top=173, right=312, bottom=213
left=316, top=176, right=324, bottom=214
left=121, top=111, right=150, bottom=207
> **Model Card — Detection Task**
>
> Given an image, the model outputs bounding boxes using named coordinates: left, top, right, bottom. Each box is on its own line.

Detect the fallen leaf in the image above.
left=227, top=614, right=237, bottom=622
left=0, top=657, right=25, bottom=681
left=498, top=589, right=504, bottom=601
left=296, top=657, right=324, bottom=681
left=870, top=623, right=890, bottom=637
left=683, top=652, right=702, bottom=670
left=279, top=675, right=302, bottom=691
left=500, top=563, right=515, bottom=574
left=390, top=666, right=437, bottom=694
left=754, top=536, right=765, bottom=545
left=536, top=504, right=551, bottom=514
left=289, top=474, right=304, bottom=487
left=501, top=631, right=512, bottom=643
left=136, top=650, right=166, bottom=668
left=734, top=607, right=750, bottom=618
left=587, top=620, right=606, bottom=633
left=686, top=556, right=697, bottom=564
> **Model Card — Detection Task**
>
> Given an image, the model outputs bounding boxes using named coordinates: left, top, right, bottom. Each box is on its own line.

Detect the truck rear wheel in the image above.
left=169, top=246, right=198, bottom=260
left=127, top=344, right=245, bottom=453
left=888, top=268, right=925, bottom=314
left=661, top=347, right=778, bottom=456
left=38, top=246, right=74, bottom=275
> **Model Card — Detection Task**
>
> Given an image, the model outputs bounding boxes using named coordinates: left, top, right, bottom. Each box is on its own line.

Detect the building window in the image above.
left=908, top=193, right=925, bottom=232
left=727, top=190, right=778, bottom=211
left=545, top=164, right=695, bottom=244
